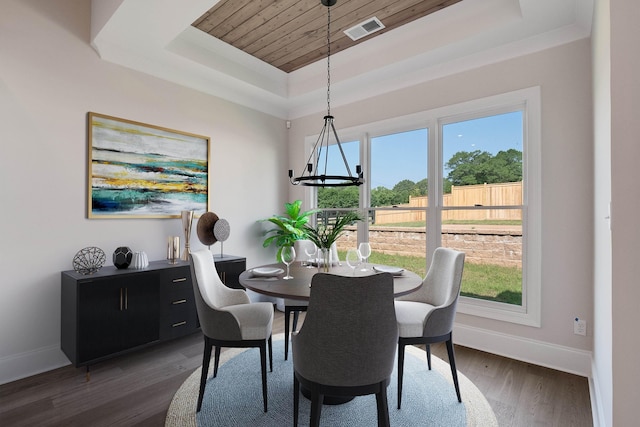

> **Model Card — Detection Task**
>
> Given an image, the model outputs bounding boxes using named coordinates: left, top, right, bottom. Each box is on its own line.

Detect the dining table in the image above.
left=239, top=261, right=423, bottom=301
left=239, top=260, right=422, bottom=406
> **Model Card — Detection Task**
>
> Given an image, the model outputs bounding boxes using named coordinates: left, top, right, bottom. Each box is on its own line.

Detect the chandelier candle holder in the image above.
left=288, top=0, right=364, bottom=188
left=181, top=210, right=194, bottom=261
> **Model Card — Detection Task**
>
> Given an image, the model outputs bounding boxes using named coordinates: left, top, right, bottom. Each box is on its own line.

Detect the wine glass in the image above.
left=304, top=243, right=317, bottom=268
left=281, top=246, right=296, bottom=280
left=358, top=242, right=372, bottom=271
left=346, top=249, right=362, bottom=275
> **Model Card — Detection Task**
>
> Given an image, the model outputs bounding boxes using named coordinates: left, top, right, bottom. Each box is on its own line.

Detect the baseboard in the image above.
left=0, top=344, right=70, bottom=386
left=453, top=323, right=592, bottom=377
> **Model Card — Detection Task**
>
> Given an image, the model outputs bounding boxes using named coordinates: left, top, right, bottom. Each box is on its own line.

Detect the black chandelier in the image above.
left=288, top=0, right=364, bottom=187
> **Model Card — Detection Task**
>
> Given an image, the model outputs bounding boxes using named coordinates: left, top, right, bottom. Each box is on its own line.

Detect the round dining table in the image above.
left=239, top=261, right=423, bottom=300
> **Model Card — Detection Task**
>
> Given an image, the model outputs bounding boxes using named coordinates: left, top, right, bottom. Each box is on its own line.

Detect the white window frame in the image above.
left=304, top=87, right=541, bottom=327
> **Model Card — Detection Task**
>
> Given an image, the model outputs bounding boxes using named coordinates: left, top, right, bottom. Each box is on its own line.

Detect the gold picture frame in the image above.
left=87, top=112, right=210, bottom=219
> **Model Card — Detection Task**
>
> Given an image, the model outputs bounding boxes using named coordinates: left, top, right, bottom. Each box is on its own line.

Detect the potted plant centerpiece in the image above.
left=303, top=210, right=362, bottom=272
left=261, top=200, right=318, bottom=262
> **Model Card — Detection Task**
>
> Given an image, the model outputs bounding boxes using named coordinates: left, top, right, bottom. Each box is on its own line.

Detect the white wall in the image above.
left=592, top=0, right=613, bottom=425
left=0, top=0, right=287, bottom=384
left=289, top=40, right=595, bottom=368
left=610, top=1, right=640, bottom=425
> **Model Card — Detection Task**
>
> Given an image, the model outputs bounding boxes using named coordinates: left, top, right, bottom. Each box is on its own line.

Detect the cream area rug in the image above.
left=166, top=335, right=497, bottom=426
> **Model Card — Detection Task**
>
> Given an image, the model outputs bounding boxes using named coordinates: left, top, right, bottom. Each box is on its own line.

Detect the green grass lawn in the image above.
left=339, top=250, right=522, bottom=305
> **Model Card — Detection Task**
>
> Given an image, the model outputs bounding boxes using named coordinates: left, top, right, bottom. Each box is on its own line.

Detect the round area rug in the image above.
left=166, top=335, right=497, bottom=427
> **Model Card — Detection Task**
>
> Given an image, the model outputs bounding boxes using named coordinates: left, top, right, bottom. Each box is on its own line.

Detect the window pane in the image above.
left=442, top=208, right=522, bottom=304
left=368, top=129, right=428, bottom=274
left=442, top=112, right=523, bottom=206
left=371, top=129, right=428, bottom=212
left=442, top=111, right=524, bottom=306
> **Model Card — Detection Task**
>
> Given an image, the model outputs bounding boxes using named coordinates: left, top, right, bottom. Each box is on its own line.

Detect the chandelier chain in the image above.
left=288, top=0, right=363, bottom=187
left=326, top=5, right=331, bottom=116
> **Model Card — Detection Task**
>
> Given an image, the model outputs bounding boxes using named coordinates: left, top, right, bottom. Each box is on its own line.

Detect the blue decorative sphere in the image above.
left=113, top=246, right=133, bottom=269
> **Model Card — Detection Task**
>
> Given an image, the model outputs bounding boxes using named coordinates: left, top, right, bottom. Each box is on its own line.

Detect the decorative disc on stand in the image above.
left=213, top=218, right=230, bottom=257
left=196, top=212, right=219, bottom=247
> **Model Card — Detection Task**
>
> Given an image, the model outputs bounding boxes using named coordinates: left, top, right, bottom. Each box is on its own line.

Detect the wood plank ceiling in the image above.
left=192, top=0, right=462, bottom=73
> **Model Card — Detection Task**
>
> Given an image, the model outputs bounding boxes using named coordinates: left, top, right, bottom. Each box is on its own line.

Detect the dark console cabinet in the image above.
left=61, top=255, right=245, bottom=368
left=214, top=254, right=246, bottom=289
left=75, top=273, right=160, bottom=363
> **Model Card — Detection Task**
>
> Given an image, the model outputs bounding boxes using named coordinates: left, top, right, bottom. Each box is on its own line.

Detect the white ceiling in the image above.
left=90, top=0, right=593, bottom=120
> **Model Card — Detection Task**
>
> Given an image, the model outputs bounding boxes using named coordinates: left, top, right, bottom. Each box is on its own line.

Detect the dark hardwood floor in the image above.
left=0, top=311, right=592, bottom=426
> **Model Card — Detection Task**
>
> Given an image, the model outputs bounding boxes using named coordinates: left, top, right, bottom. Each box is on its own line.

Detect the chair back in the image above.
left=190, top=249, right=250, bottom=340
left=398, top=247, right=465, bottom=336
left=190, top=249, right=238, bottom=308
left=293, top=273, right=397, bottom=387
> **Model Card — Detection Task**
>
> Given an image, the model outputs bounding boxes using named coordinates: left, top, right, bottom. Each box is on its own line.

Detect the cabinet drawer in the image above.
left=160, top=303, right=198, bottom=339
left=160, top=267, right=191, bottom=291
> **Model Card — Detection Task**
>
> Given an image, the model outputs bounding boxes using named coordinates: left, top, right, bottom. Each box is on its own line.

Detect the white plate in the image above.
left=373, top=265, right=405, bottom=276
left=251, top=267, right=284, bottom=277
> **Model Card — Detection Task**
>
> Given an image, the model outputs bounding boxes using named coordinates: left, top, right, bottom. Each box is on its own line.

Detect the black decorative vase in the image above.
left=113, top=246, right=133, bottom=269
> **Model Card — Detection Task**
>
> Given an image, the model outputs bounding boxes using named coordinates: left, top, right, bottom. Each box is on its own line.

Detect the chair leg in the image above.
left=213, top=346, right=221, bottom=378
left=260, top=342, right=268, bottom=412
left=268, top=335, right=273, bottom=372
left=446, top=338, right=462, bottom=403
left=284, top=307, right=291, bottom=360
left=309, top=391, right=323, bottom=427
left=197, top=337, right=212, bottom=412
left=397, top=342, right=405, bottom=409
left=426, top=344, right=432, bottom=370
left=376, top=387, right=391, bottom=427
left=293, top=375, right=300, bottom=427
left=292, top=310, right=300, bottom=331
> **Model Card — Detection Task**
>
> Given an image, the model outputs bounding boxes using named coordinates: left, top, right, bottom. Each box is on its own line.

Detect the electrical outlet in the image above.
left=574, top=318, right=587, bottom=336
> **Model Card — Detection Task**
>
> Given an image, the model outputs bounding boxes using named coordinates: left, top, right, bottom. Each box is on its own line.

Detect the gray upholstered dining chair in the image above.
left=292, top=272, right=398, bottom=427
left=394, top=247, right=465, bottom=408
left=189, top=249, right=274, bottom=413
left=283, top=240, right=338, bottom=360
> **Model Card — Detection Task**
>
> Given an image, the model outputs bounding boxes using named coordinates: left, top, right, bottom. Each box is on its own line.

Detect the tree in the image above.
left=392, top=179, right=416, bottom=204
left=318, top=186, right=359, bottom=208
left=445, top=149, right=522, bottom=187
left=371, top=186, right=396, bottom=207
left=415, top=178, right=428, bottom=196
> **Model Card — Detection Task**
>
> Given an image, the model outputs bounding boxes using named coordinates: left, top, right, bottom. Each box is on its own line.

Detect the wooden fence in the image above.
left=374, top=182, right=523, bottom=224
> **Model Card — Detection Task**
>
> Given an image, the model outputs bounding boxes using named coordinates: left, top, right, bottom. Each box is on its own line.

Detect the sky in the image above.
left=320, top=111, right=523, bottom=189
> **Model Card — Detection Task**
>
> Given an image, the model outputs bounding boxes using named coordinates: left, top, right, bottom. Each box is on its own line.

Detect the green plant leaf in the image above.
left=258, top=200, right=320, bottom=261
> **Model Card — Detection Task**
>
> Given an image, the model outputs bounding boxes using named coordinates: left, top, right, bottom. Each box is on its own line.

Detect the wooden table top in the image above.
left=239, top=261, right=423, bottom=301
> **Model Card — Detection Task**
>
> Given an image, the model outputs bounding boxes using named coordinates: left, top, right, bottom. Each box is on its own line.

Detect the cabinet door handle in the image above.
left=172, top=299, right=187, bottom=305
left=119, top=288, right=129, bottom=310
left=172, top=277, right=187, bottom=283
left=172, top=321, right=187, bottom=327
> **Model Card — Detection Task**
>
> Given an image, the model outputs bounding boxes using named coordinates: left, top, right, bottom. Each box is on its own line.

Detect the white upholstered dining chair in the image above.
left=394, top=247, right=465, bottom=408
left=189, top=249, right=274, bottom=412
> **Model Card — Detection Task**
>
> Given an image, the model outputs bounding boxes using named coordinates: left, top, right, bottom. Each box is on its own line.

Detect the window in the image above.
left=309, top=87, right=540, bottom=326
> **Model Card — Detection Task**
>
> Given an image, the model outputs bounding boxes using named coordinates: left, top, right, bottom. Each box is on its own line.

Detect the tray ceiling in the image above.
left=90, top=0, right=593, bottom=119
left=192, top=0, right=462, bottom=73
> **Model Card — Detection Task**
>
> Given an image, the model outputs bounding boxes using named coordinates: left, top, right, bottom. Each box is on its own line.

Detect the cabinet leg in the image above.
left=85, top=365, right=91, bottom=382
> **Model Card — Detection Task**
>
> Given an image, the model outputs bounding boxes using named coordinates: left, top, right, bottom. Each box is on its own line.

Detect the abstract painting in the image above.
left=88, top=113, right=210, bottom=218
